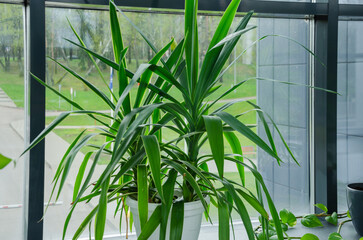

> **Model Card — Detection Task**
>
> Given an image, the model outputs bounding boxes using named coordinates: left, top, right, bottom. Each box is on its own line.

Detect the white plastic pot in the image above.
left=127, top=195, right=210, bottom=240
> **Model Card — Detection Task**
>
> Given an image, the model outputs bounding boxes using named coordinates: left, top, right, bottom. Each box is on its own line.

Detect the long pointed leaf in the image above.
left=95, top=176, right=110, bottom=240
left=224, top=132, right=245, bottom=186
left=137, top=164, right=148, bottom=230
left=218, top=197, right=230, bottom=240
left=203, top=116, right=224, bottom=178
left=185, top=0, right=199, bottom=93
left=170, top=201, right=184, bottom=240
left=134, top=39, right=174, bottom=108
left=73, top=152, right=93, bottom=202
left=142, top=135, right=164, bottom=202
left=138, top=206, right=162, bottom=240
left=0, top=153, right=12, bottom=170
left=216, top=111, right=282, bottom=163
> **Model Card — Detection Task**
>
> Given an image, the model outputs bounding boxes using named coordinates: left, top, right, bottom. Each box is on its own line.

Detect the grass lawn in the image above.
left=1, top=58, right=256, bottom=110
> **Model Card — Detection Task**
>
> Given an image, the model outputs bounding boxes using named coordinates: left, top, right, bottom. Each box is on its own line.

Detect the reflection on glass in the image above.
left=339, top=0, right=363, bottom=4
left=337, top=20, right=363, bottom=212
left=0, top=4, right=25, bottom=240
left=257, top=18, right=310, bottom=214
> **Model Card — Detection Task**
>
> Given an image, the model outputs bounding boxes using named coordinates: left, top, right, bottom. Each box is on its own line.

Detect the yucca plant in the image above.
left=0, top=0, right=313, bottom=239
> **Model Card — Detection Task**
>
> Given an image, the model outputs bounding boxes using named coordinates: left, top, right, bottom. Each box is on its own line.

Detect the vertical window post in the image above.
left=313, top=0, right=338, bottom=213
left=26, top=0, right=46, bottom=239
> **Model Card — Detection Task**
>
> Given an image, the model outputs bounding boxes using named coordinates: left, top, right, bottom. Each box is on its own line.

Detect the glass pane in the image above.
left=43, top=8, right=260, bottom=239
left=43, top=6, right=311, bottom=239
left=44, top=8, right=117, bottom=239
left=339, top=0, right=363, bottom=4
left=0, top=4, right=25, bottom=240
left=337, top=20, right=363, bottom=211
left=257, top=18, right=310, bottom=214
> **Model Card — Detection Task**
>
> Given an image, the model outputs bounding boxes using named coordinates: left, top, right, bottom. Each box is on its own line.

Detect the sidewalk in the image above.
left=0, top=95, right=121, bottom=239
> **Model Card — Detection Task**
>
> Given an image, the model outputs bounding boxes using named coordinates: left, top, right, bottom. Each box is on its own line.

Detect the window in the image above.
left=0, top=3, right=25, bottom=239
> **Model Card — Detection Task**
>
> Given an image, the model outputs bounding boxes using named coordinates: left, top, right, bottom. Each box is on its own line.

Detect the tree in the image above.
left=0, top=5, right=23, bottom=73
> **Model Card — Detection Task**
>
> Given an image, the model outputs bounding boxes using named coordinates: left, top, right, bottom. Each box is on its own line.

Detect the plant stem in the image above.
left=337, top=219, right=352, bottom=234
left=295, top=212, right=347, bottom=219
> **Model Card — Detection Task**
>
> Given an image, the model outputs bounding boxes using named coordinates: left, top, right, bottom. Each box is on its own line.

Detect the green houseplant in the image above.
left=0, top=0, right=315, bottom=239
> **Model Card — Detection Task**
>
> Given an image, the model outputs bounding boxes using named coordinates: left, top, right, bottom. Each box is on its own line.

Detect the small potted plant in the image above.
left=1, top=0, right=304, bottom=239
left=347, top=183, right=363, bottom=236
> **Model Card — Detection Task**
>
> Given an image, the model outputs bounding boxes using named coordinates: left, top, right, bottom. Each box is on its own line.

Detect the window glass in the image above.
left=337, top=20, right=363, bottom=211
left=0, top=4, right=25, bottom=240
left=43, top=6, right=312, bottom=238
left=257, top=18, right=311, bottom=214
left=339, top=0, right=363, bottom=4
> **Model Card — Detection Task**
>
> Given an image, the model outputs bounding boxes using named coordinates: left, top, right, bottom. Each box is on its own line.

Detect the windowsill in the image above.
left=95, top=220, right=361, bottom=239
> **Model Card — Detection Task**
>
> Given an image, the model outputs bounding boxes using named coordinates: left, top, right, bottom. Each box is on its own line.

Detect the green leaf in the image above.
left=184, top=0, right=199, bottom=92
left=138, top=206, right=162, bottom=240
left=235, top=188, right=269, bottom=220
left=203, top=116, right=224, bottom=178
left=137, top=165, right=148, bottom=231
left=73, top=152, right=92, bottom=202
left=222, top=180, right=255, bottom=240
left=216, top=111, right=282, bottom=163
left=57, top=133, right=99, bottom=200
left=50, top=57, right=116, bottom=111
left=301, top=233, right=320, bottom=240
left=347, top=210, right=351, bottom=218
left=198, top=10, right=253, bottom=101
left=325, top=212, right=338, bottom=226
left=72, top=206, right=98, bottom=240
left=109, top=1, right=124, bottom=65
left=0, top=153, right=12, bottom=169
left=95, top=176, right=110, bottom=240
left=170, top=201, right=184, bottom=240
left=113, top=63, right=150, bottom=119
left=73, top=144, right=106, bottom=206
left=134, top=39, right=174, bottom=109
left=142, top=135, right=163, bottom=202
left=162, top=159, right=209, bottom=213
left=225, top=156, right=283, bottom=239
left=210, top=26, right=257, bottom=50
left=110, top=0, right=167, bottom=68
left=218, top=198, right=230, bottom=240
left=280, top=209, right=297, bottom=227
left=224, top=132, right=245, bottom=186
left=67, top=18, right=116, bottom=100
left=328, top=232, right=344, bottom=240
left=101, top=104, right=162, bottom=188
left=301, top=214, right=323, bottom=228
left=65, top=39, right=119, bottom=70
left=160, top=170, right=178, bottom=240
left=198, top=0, right=242, bottom=95
left=315, top=203, right=328, bottom=213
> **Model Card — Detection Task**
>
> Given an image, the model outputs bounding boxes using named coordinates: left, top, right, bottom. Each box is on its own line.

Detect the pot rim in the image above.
left=126, top=193, right=210, bottom=208
left=347, top=183, right=363, bottom=192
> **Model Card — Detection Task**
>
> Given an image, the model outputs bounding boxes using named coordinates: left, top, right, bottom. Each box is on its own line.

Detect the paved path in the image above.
left=0, top=88, right=16, bottom=108
left=0, top=94, right=122, bottom=239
